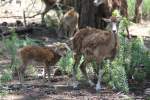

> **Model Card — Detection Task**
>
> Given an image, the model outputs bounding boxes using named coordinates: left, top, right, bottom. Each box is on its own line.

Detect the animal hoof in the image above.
left=95, top=84, right=101, bottom=92
left=88, top=80, right=95, bottom=87
left=73, top=86, right=80, bottom=90
left=95, top=87, right=101, bottom=92
left=73, top=83, right=79, bottom=90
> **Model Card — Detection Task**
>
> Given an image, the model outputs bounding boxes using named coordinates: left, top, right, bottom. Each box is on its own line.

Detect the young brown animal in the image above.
left=18, top=43, right=69, bottom=84
left=58, top=8, right=79, bottom=38
left=72, top=17, right=119, bottom=91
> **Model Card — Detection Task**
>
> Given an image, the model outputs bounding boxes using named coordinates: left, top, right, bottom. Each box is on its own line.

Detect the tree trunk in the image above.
left=121, top=0, right=128, bottom=17
left=134, top=0, right=143, bottom=23
left=79, top=0, right=96, bottom=28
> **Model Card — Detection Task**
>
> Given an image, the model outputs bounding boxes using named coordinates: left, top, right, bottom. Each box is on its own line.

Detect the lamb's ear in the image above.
left=49, top=45, right=57, bottom=52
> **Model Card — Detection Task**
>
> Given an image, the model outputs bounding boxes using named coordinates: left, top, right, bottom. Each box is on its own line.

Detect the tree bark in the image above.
left=121, top=0, right=128, bottom=17
left=134, top=0, right=143, bottom=23
left=79, top=0, right=96, bottom=28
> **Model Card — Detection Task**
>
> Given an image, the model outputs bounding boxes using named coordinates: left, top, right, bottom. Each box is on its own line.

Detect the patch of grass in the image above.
left=127, top=0, right=135, bottom=18
left=0, top=69, right=12, bottom=83
left=58, top=50, right=74, bottom=74
left=143, top=0, right=150, bottom=19
left=128, top=0, right=150, bottom=19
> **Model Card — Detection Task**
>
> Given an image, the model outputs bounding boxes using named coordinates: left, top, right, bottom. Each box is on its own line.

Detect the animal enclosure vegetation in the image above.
left=0, top=0, right=150, bottom=99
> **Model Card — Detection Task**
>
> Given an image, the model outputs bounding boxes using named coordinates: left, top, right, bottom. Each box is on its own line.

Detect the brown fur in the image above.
left=18, top=44, right=68, bottom=84
left=72, top=27, right=119, bottom=89
left=58, top=8, right=79, bottom=38
left=73, top=27, right=118, bottom=59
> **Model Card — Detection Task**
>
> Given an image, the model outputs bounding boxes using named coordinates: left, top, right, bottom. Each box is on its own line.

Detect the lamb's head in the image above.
left=48, top=42, right=70, bottom=57
left=103, top=16, right=121, bottom=33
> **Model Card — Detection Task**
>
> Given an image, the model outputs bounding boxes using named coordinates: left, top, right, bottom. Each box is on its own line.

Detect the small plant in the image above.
left=58, top=50, right=74, bottom=74
left=133, top=68, right=146, bottom=82
left=103, top=56, right=129, bottom=93
left=0, top=89, right=8, bottom=96
left=0, top=69, right=12, bottom=83
left=58, top=50, right=83, bottom=80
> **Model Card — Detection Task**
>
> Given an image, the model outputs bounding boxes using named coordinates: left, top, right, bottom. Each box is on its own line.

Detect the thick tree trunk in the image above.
left=121, top=0, right=128, bottom=17
left=134, top=0, right=143, bottom=23
left=79, top=0, right=96, bottom=28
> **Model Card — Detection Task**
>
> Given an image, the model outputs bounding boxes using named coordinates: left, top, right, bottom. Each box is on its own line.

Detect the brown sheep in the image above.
left=58, top=8, right=79, bottom=38
left=72, top=18, right=119, bottom=91
left=18, top=43, right=69, bottom=84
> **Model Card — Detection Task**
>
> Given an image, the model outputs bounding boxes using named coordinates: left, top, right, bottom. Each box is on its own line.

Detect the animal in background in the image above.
left=58, top=8, right=79, bottom=38
left=18, top=42, right=70, bottom=84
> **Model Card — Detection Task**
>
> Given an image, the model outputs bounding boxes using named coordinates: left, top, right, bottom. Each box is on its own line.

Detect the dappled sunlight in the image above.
left=129, top=21, right=150, bottom=37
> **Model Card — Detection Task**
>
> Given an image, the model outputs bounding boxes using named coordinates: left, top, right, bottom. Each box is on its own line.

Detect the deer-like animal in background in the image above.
left=58, top=8, right=79, bottom=38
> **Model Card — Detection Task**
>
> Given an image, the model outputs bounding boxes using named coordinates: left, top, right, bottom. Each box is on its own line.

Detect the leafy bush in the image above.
left=102, top=34, right=129, bottom=93
left=0, top=69, right=12, bottom=83
left=2, top=32, right=19, bottom=69
left=103, top=36, right=148, bottom=93
left=58, top=50, right=83, bottom=80
left=133, top=68, right=146, bottom=82
left=58, top=50, right=74, bottom=74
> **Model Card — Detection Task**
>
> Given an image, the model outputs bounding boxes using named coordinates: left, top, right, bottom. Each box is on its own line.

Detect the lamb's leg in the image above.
left=96, top=63, right=104, bottom=91
left=72, top=54, right=81, bottom=89
left=45, top=63, right=51, bottom=84
left=18, top=64, right=27, bottom=84
left=80, top=60, right=95, bottom=87
left=43, top=68, right=46, bottom=83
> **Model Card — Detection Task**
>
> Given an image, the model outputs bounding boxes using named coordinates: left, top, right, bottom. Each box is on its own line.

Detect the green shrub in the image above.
left=103, top=35, right=129, bottom=93
left=58, top=50, right=74, bottom=74
left=133, top=68, right=146, bottom=82
left=0, top=69, right=12, bottom=83
left=58, top=50, right=83, bottom=80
